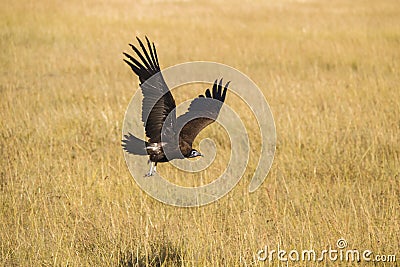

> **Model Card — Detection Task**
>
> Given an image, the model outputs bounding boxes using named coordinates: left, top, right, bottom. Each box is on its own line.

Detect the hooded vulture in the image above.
left=122, top=37, right=230, bottom=176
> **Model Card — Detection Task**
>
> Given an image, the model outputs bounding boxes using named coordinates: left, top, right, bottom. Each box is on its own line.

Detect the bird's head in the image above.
left=188, top=149, right=203, bottom=158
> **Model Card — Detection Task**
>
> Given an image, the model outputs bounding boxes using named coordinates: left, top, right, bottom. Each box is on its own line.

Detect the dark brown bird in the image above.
left=122, top=37, right=230, bottom=176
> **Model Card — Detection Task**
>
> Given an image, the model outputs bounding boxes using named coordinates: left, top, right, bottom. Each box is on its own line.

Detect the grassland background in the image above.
left=1, top=0, right=399, bottom=266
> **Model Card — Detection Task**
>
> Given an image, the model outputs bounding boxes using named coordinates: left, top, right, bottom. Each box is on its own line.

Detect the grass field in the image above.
left=1, top=0, right=399, bottom=265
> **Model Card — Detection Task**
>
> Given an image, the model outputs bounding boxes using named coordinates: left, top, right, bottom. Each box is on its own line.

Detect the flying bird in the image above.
left=122, top=37, right=230, bottom=176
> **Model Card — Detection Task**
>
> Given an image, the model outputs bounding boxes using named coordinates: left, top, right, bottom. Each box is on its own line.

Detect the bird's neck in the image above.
left=179, top=139, right=192, bottom=157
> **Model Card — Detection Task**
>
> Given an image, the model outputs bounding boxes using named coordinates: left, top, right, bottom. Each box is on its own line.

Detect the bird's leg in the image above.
left=145, top=161, right=155, bottom=177
left=154, top=162, right=157, bottom=173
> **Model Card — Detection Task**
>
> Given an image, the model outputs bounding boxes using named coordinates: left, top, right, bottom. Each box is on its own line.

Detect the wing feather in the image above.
left=124, top=37, right=176, bottom=143
left=176, top=79, right=229, bottom=145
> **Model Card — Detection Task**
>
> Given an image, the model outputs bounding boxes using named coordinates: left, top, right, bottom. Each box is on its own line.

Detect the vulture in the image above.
left=122, top=37, right=230, bottom=176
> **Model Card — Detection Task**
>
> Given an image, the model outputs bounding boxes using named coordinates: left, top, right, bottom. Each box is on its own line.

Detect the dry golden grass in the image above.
left=1, top=0, right=399, bottom=265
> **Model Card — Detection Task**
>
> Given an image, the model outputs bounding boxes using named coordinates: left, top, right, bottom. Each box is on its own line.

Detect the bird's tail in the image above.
left=122, top=133, right=149, bottom=155
left=123, top=36, right=160, bottom=84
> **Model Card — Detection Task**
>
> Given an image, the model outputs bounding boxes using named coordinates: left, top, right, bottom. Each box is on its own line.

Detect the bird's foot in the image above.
left=144, top=171, right=157, bottom=177
left=144, top=161, right=157, bottom=177
left=144, top=172, right=154, bottom=177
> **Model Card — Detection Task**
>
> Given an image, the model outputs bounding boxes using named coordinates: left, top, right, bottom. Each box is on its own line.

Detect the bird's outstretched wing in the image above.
left=176, top=79, right=229, bottom=146
left=123, top=37, right=176, bottom=143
